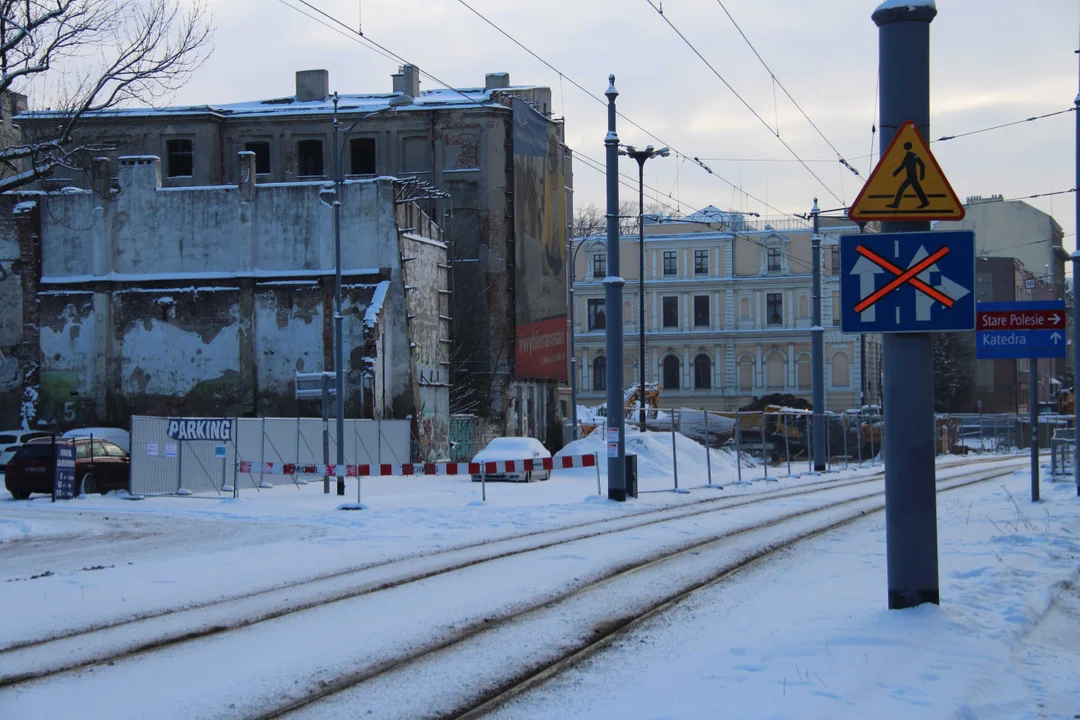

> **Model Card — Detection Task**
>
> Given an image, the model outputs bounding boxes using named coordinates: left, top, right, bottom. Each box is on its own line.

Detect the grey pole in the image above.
left=332, top=94, right=346, bottom=497
left=603, top=75, right=627, bottom=501
left=1031, top=359, right=1040, bottom=501
left=874, top=1, right=940, bottom=609
left=704, top=408, right=714, bottom=486
left=322, top=373, right=330, bottom=495
left=811, top=200, right=827, bottom=472
left=568, top=231, right=578, bottom=438
left=1073, top=49, right=1080, bottom=497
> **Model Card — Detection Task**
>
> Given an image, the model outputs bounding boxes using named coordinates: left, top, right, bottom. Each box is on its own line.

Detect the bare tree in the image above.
left=573, top=201, right=678, bottom=239
left=0, top=0, right=213, bottom=192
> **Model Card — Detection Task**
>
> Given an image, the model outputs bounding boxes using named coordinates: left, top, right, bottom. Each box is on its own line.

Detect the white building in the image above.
left=571, top=206, right=882, bottom=412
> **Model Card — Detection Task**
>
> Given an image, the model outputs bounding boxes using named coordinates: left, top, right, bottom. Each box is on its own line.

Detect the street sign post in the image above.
left=975, top=301, right=1067, bottom=359
left=848, top=120, right=965, bottom=223
left=840, top=230, right=975, bottom=334
left=976, top=300, right=1065, bottom=503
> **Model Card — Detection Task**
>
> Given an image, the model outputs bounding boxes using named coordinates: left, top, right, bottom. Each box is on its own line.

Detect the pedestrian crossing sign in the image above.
left=848, top=120, right=965, bottom=223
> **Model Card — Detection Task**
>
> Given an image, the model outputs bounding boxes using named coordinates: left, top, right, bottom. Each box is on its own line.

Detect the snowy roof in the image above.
left=875, top=0, right=936, bottom=10
left=18, top=85, right=547, bottom=121
left=681, top=205, right=733, bottom=224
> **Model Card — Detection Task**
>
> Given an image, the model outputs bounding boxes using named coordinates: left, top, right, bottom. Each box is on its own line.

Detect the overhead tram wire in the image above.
left=450, top=0, right=813, bottom=223
left=713, top=0, right=862, bottom=179
left=642, top=0, right=845, bottom=207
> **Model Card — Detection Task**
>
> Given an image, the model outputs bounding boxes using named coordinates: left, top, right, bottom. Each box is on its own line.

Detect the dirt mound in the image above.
left=738, top=394, right=813, bottom=412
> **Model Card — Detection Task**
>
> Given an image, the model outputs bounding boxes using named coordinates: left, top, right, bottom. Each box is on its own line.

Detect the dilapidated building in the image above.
left=16, top=66, right=573, bottom=453
left=0, top=153, right=451, bottom=460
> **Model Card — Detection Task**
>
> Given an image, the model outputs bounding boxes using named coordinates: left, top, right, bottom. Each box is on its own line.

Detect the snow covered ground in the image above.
left=0, top=439, right=1076, bottom=719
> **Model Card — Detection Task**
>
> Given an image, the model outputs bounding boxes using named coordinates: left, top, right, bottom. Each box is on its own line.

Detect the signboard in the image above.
left=976, top=301, right=1067, bottom=359
left=164, top=443, right=177, bottom=458
left=166, top=418, right=233, bottom=442
left=295, top=371, right=337, bottom=400
left=848, top=121, right=965, bottom=223
left=215, top=445, right=227, bottom=459
left=53, top=440, right=76, bottom=500
left=512, top=98, right=568, bottom=380
left=606, top=427, right=619, bottom=458
left=146, top=443, right=159, bottom=456
left=840, top=230, right=975, bottom=333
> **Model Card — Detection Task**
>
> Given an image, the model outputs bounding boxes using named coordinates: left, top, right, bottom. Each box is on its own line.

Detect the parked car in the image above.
left=0, top=430, right=54, bottom=474
left=470, top=437, right=552, bottom=483
left=4, top=437, right=130, bottom=499
left=62, top=427, right=130, bottom=453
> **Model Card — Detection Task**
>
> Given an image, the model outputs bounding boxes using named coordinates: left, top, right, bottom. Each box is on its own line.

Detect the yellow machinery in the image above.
left=580, top=383, right=661, bottom=437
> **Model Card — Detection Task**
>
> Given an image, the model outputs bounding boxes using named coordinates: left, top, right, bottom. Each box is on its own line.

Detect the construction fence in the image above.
left=129, top=416, right=410, bottom=498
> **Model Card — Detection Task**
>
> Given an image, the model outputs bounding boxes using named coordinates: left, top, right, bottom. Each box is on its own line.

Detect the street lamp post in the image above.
left=623, top=145, right=669, bottom=429
left=331, top=91, right=413, bottom=497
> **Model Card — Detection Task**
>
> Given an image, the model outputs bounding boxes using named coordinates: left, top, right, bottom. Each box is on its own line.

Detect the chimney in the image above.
left=117, top=156, right=161, bottom=192
left=237, top=151, right=256, bottom=201
left=485, top=72, right=510, bottom=92
left=392, top=64, right=420, bottom=97
left=296, top=69, right=329, bottom=102
left=91, top=157, right=112, bottom=208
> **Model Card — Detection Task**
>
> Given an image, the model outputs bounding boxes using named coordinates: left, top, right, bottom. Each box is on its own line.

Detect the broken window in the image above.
left=244, top=141, right=271, bottom=175
left=297, top=139, right=324, bottom=177
left=350, top=137, right=376, bottom=175
left=166, top=139, right=193, bottom=177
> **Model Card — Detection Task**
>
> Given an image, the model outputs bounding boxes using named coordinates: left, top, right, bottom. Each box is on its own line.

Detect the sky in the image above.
left=170, top=0, right=1078, bottom=246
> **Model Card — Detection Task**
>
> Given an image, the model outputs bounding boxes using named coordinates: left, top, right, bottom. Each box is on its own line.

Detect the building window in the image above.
left=662, top=297, right=678, bottom=328
left=832, top=352, right=851, bottom=387
left=350, top=137, right=376, bottom=175
left=587, top=298, right=606, bottom=330
left=663, top=355, right=680, bottom=390
left=766, top=292, right=783, bottom=326
left=592, top=253, right=606, bottom=279
left=694, top=295, right=709, bottom=327
left=663, top=251, right=677, bottom=277
left=766, top=353, right=784, bottom=389
left=244, top=141, right=270, bottom=175
left=738, top=356, right=754, bottom=392
left=297, top=139, right=324, bottom=177
left=694, top=355, right=712, bottom=389
left=165, top=139, right=193, bottom=177
left=593, top=356, right=607, bottom=391
left=830, top=246, right=840, bottom=276
left=694, top=249, right=708, bottom=275
left=832, top=291, right=841, bottom=326
left=767, top=247, right=782, bottom=272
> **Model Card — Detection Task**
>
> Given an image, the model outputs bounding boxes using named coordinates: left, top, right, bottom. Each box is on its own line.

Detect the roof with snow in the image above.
left=17, top=85, right=548, bottom=122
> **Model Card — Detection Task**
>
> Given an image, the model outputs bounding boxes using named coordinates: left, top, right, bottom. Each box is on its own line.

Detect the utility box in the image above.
left=625, top=452, right=638, bottom=498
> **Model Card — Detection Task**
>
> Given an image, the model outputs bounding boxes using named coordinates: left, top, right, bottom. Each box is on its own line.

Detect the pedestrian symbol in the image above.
left=848, top=121, right=965, bottom=223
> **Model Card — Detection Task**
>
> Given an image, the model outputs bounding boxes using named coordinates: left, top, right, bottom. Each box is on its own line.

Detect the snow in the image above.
left=11, top=200, right=36, bottom=214
left=364, top=280, right=391, bottom=327
left=0, top=448, right=1076, bottom=718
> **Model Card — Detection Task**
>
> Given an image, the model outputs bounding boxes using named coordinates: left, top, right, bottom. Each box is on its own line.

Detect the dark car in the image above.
left=4, top=438, right=130, bottom=499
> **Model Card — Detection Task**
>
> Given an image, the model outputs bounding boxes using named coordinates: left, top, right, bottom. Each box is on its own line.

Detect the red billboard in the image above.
left=512, top=99, right=568, bottom=381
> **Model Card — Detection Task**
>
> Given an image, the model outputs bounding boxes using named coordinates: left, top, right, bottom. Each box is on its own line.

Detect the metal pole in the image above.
left=736, top=418, right=743, bottom=483
left=1031, top=360, right=1040, bottom=501
left=843, top=415, right=849, bottom=469
left=638, top=157, right=647, bottom=430
left=671, top=411, right=678, bottom=491
left=259, top=416, right=267, bottom=490
left=704, top=408, right=713, bottom=486
left=332, top=94, right=346, bottom=498
left=874, top=1, right=939, bottom=609
left=761, top=410, right=768, bottom=481
left=603, top=75, right=627, bottom=501
left=232, top=420, right=239, bottom=499
left=811, top=200, right=827, bottom=472
left=1074, top=47, right=1080, bottom=497
left=322, top=373, right=330, bottom=494
left=785, top=412, right=792, bottom=476
left=595, top=452, right=601, bottom=496
left=568, top=230, right=578, bottom=439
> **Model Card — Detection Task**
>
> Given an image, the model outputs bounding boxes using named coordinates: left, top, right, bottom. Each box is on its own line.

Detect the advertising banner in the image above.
left=512, top=99, right=568, bottom=381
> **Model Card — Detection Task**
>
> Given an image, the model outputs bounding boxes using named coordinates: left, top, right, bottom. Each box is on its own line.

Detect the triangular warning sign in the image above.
left=848, top=121, right=965, bottom=223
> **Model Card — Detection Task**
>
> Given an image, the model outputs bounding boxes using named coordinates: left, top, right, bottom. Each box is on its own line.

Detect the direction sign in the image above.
left=975, top=301, right=1067, bottom=359
left=840, top=230, right=975, bottom=334
left=848, top=121, right=965, bottom=223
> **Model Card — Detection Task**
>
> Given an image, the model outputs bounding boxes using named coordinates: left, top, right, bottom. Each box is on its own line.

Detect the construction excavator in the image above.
left=579, top=383, right=662, bottom=437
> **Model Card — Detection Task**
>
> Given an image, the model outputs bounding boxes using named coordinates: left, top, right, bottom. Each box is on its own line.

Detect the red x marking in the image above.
left=854, top=245, right=954, bottom=313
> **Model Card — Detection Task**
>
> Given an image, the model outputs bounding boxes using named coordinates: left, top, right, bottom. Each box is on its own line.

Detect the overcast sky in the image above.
left=176, top=0, right=1078, bottom=246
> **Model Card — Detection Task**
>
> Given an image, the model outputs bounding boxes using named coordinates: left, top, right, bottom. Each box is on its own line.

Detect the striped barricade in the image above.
left=237, top=454, right=597, bottom=478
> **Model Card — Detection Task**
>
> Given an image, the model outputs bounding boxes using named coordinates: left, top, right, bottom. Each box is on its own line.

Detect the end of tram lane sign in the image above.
left=840, top=230, right=975, bottom=334
left=976, top=300, right=1067, bottom=359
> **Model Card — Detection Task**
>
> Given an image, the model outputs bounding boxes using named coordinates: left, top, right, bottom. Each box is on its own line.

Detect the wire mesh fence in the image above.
left=130, top=416, right=410, bottom=498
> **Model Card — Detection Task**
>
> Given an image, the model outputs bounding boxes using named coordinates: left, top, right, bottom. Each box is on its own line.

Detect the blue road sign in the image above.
left=53, top=439, right=76, bottom=500
left=976, top=301, right=1067, bottom=360
left=840, top=230, right=975, bottom=334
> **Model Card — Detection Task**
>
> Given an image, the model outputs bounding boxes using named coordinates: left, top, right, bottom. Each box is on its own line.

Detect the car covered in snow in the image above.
left=0, top=430, right=54, bottom=474
left=470, top=437, right=551, bottom=483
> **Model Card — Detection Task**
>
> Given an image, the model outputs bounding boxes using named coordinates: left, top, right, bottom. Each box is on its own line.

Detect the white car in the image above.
left=470, top=437, right=552, bottom=483
left=0, top=430, right=55, bottom=473
left=62, top=427, right=130, bottom=453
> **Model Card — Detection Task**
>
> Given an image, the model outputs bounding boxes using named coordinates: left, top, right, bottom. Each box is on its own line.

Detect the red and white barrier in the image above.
left=238, top=454, right=598, bottom=478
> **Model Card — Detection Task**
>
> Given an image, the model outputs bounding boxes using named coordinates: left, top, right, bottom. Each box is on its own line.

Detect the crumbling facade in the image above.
left=0, top=154, right=450, bottom=460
